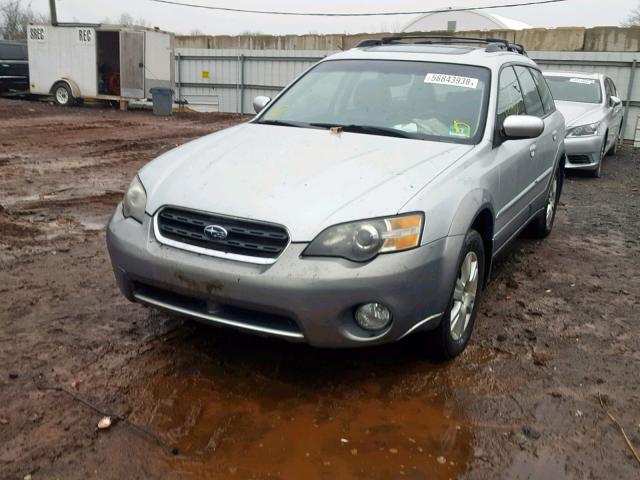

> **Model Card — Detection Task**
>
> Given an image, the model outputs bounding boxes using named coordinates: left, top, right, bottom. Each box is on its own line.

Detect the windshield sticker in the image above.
left=449, top=120, right=472, bottom=138
left=266, top=104, right=289, bottom=118
left=425, top=73, right=478, bottom=89
left=569, top=78, right=595, bottom=85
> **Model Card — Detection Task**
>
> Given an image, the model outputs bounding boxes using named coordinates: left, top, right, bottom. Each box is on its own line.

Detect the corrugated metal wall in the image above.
left=175, top=49, right=328, bottom=113
left=175, top=48, right=640, bottom=140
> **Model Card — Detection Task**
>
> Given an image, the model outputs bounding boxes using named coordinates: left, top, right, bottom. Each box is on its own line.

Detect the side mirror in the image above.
left=253, top=95, right=271, bottom=114
left=610, top=95, right=622, bottom=107
left=502, top=115, right=545, bottom=140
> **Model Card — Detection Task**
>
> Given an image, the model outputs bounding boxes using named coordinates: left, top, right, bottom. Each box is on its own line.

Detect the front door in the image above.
left=605, top=77, right=624, bottom=147
left=119, top=31, right=144, bottom=98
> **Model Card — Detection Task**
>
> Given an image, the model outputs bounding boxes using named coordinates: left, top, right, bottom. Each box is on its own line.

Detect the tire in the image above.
left=606, top=130, right=619, bottom=157
left=428, top=229, right=485, bottom=361
left=529, top=165, right=561, bottom=238
left=53, top=83, right=73, bottom=106
left=589, top=136, right=607, bottom=178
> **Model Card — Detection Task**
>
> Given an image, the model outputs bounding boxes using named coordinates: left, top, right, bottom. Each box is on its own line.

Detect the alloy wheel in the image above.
left=545, top=173, right=558, bottom=230
left=450, top=251, right=479, bottom=341
left=56, top=87, right=69, bottom=105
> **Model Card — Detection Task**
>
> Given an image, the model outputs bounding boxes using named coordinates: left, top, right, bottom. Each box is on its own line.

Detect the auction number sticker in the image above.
left=569, top=78, right=595, bottom=84
left=425, top=73, right=478, bottom=89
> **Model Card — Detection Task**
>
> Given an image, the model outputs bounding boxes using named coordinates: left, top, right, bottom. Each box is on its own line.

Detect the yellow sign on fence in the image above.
left=202, top=70, right=210, bottom=79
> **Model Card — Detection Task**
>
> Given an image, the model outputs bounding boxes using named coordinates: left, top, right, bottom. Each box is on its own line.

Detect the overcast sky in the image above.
left=29, top=0, right=638, bottom=35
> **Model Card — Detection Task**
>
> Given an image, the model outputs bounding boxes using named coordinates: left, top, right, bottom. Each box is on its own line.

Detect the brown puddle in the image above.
left=127, top=327, right=478, bottom=479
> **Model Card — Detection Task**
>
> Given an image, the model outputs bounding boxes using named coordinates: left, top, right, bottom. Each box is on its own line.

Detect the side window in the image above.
left=497, top=66, right=526, bottom=126
left=514, top=66, right=545, bottom=118
left=605, top=78, right=617, bottom=100
left=603, top=78, right=612, bottom=100
left=529, top=68, right=555, bottom=114
left=0, top=44, right=24, bottom=60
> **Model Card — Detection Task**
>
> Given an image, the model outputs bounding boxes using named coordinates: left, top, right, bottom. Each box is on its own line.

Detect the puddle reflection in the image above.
left=129, top=324, right=475, bottom=479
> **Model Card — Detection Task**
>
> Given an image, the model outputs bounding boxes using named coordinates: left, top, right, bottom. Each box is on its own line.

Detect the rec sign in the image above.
left=76, top=28, right=95, bottom=46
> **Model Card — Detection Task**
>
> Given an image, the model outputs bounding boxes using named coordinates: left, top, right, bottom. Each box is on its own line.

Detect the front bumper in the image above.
left=564, top=134, right=605, bottom=170
left=106, top=206, right=463, bottom=348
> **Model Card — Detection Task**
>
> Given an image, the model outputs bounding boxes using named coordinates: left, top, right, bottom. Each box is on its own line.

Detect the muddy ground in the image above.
left=0, top=97, right=638, bottom=480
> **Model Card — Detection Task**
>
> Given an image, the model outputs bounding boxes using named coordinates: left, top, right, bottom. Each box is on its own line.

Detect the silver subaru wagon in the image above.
left=107, top=36, right=566, bottom=359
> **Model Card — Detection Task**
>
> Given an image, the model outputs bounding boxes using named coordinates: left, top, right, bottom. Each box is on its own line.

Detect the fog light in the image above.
left=355, top=303, right=392, bottom=331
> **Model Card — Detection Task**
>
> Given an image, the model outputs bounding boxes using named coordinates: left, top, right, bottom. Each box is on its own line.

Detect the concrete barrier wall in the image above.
left=177, top=27, right=640, bottom=52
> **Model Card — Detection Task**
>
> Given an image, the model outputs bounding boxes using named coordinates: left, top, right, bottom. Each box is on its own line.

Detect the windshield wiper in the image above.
left=309, top=123, right=415, bottom=139
left=257, top=119, right=309, bottom=128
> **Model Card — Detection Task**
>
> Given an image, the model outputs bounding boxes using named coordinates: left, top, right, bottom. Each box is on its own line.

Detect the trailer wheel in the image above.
left=53, top=83, right=74, bottom=106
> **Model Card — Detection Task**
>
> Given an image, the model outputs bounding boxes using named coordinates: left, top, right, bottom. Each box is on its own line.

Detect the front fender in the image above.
left=447, top=189, right=495, bottom=237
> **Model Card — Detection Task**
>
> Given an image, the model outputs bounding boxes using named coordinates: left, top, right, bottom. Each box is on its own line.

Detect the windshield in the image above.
left=257, top=59, right=491, bottom=144
left=545, top=76, right=602, bottom=104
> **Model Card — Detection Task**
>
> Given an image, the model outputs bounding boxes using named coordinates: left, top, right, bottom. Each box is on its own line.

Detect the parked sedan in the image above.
left=0, top=40, right=29, bottom=93
left=544, top=71, right=623, bottom=177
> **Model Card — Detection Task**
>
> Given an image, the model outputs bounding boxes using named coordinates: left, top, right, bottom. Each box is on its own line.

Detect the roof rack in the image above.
left=354, top=35, right=527, bottom=56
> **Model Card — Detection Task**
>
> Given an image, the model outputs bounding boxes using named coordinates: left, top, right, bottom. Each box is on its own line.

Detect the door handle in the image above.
left=552, top=130, right=558, bottom=141
left=1, top=64, right=9, bottom=68
left=529, top=144, right=537, bottom=158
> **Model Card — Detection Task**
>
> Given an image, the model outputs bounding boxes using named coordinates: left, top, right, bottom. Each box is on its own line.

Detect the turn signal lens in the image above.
left=382, top=215, right=423, bottom=252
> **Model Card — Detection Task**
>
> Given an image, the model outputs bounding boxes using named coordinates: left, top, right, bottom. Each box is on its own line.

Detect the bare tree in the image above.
left=116, top=13, right=149, bottom=27
left=622, top=1, right=640, bottom=26
left=0, top=0, right=48, bottom=40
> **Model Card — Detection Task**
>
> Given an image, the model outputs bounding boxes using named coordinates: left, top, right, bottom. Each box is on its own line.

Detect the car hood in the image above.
left=555, top=101, right=605, bottom=128
left=140, top=123, right=473, bottom=241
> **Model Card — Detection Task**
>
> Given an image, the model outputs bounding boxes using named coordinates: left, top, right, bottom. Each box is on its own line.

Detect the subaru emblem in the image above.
left=204, top=225, right=228, bottom=240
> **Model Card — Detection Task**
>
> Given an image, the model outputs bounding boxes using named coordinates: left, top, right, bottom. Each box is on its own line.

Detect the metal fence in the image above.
left=175, top=49, right=327, bottom=114
left=175, top=48, right=640, bottom=141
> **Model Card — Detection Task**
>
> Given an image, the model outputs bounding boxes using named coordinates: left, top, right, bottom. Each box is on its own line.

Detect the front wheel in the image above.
left=428, top=229, right=485, bottom=360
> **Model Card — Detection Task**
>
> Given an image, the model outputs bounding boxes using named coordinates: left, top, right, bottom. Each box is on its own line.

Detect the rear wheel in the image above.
left=529, top=166, right=561, bottom=238
left=53, top=83, right=73, bottom=106
left=428, top=229, right=484, bottom=360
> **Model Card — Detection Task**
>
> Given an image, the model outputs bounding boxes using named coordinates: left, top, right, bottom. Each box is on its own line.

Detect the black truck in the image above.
left=0, top=40, right=29, bottom=93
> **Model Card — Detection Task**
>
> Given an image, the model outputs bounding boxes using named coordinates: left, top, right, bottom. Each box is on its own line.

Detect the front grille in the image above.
left=568, top=155, right=592, bottom=165
left=156, top=207, right=289, bottom=259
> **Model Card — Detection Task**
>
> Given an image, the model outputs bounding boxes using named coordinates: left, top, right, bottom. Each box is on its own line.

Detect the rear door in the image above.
left=493, top=66, right=536, bottom=251
left=525, top=67, right=564, bottom=203
left=119, top=31, right=144, bottom=98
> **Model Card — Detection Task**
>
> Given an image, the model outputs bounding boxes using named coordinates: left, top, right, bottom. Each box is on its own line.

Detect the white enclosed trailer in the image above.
left=27, top=24, right=174, bottom=106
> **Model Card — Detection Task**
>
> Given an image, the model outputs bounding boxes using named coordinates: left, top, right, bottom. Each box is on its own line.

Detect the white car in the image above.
left=544, top=71, right=623, bottom=177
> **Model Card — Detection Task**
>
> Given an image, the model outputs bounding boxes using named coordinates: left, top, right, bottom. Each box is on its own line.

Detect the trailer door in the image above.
left=119, top=30, right=144, bottom=98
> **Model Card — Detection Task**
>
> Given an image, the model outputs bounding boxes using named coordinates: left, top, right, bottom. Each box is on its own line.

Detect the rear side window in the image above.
left=497, top=66, right=526, bottom=126
left=529, top=68, right=555, bottom=114
left=514, top=66, right=545, bottom=118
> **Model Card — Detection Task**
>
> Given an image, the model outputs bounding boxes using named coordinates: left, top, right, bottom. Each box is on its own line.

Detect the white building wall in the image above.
left=403, top=11, right=504, bottom=32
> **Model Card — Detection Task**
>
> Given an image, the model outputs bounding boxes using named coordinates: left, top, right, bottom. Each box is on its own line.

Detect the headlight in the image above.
left=567, top=122, right=600, bottom=137
left=303, top=213, right=423, bottom=262
left=122, top=176, right=147, bottom=223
